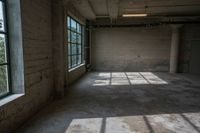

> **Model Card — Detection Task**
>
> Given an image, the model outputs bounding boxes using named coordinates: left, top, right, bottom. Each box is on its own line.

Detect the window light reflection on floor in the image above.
left=92, top=72, right=168, bottom=86
left=65, top=112, right=200, bottom=133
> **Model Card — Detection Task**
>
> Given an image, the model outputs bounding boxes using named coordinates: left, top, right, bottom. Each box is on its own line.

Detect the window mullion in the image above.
left=0, top=62, right=8, bottom=65
left=81, top=25, right=83, bottom=64
left=76, top=23, right=78, bottom=65
left=70, top=17, right=72, bottom=69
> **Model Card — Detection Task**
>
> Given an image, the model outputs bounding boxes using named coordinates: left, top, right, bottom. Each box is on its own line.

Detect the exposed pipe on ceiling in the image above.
left=91, top=21, right=200, bottom=28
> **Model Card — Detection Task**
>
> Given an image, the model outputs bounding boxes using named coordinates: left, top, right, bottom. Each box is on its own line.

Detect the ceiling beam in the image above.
left=71, top=0, right=96, bottom=20
left=122, top=5, right=200, bottom=16
left=107, top=0, right=119, bottom=19
left=87, top=0, right=96, bottom=16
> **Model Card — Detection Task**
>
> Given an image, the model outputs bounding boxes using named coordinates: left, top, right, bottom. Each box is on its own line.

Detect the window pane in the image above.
left=68, top=43, right=71, bottom=55
left=77, top=44, right=81, bottom=54
left=77, top=24, right=81, bottom=33
left=68, top=30, right=70, bottom=42
left=71, top=55, right=77, bottom=67
left=71, top=32, right=77, bottom=43
left=77, top=34, right=81, bottom=44
left=0, top=1, right=5, bottom=32
left=67, top=17, right=70, bottom=29
left=70, top=19, right=76, bottom=31
left=0, top=65, right=8, bottom=97
left=77, top=55, right=81, bottom=64
left=71, top=43, right=77, bottom=55
left=0, top=34, right=6, bottom=64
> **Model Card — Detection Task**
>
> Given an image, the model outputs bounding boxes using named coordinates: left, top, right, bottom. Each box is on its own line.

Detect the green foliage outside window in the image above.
left=0, top=1, right=9, bottom=97
left=0, top=33, right=8, bottom=96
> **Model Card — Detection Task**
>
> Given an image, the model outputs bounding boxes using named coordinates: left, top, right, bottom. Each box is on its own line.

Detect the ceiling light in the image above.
left=122, top=14, right=148, bottom=17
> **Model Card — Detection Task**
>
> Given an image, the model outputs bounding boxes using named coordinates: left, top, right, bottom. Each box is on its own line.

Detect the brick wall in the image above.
left=0, top=0, right=54, bottom=132
left=91, top=26, right=171, bottom=72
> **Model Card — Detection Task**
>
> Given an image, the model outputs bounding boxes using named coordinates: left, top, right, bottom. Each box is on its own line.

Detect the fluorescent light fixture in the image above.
left=122, top=13, right=147, bottom=17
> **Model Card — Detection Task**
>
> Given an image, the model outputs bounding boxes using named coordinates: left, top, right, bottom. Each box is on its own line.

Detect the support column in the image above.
left=52, top=0, right=67, bottom=98
left=170, top=25, right=182, bottom=73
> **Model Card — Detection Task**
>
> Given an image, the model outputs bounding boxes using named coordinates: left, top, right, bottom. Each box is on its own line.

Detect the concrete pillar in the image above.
left=89, top=26, right=92, bottom=68
left=52, top=0, right=66, bottom=98
left=170, top=25, right=182, bottom=73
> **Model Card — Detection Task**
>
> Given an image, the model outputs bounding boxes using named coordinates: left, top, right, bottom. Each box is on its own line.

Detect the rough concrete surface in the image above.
left=16, top=72, right=200, bottom=133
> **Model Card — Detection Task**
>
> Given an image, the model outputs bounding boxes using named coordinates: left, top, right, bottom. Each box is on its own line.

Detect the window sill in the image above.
left=69, top=63, right=85, bottom=72
left=0, top=94, right=24, bottom=107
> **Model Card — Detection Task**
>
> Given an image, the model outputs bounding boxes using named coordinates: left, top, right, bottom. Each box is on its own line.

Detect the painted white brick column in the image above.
left=170, top=25, right=182, bottom=73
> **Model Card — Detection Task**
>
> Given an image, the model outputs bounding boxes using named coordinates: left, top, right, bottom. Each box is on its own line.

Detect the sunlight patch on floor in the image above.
left=92, top=72, right=168, bottom=86
left=65, top=112, right=200, bottom=133
left=65, top=118, right=102, bottom=133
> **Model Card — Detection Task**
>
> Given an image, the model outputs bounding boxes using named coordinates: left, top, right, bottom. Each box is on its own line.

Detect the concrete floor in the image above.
left=16, top=72, right=200, bottom=133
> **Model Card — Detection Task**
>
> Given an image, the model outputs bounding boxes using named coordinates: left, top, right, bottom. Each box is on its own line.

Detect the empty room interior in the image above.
left=1, top=0, right=200, bottom=133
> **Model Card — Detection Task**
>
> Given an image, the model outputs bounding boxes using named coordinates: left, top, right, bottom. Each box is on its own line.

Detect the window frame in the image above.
left=0, top=0, right=12, bottom=99
left=67, top=16, right=84, bottom=70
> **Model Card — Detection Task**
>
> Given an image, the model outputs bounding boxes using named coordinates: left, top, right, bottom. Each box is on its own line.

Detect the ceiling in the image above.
left=70, top=0, right=200, bottom=21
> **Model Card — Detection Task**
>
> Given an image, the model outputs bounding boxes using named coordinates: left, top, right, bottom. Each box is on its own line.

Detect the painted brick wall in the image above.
left=0, top=0, right=54, bottom=132
left=91, top=26, right=171, bottom=72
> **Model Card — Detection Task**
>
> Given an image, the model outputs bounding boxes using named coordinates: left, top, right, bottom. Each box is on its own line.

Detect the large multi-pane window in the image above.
left=0, top=0, right=10, bottom=98
left=67, top=16, right=84, bottom=70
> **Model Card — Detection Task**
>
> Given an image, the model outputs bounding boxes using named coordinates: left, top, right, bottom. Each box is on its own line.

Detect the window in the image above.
left=0, top=0, right=10, bottom=98
left=67, top=16, right=84, bottom=70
